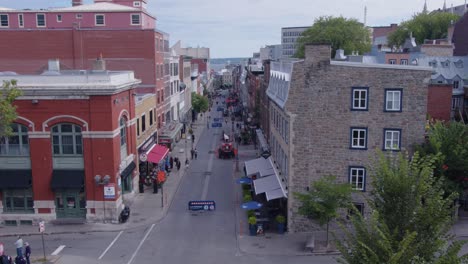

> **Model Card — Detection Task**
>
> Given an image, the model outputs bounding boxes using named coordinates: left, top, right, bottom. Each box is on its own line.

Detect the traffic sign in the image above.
left=188, top=200, right=216, bottom=211
left=213, top=118, right=220, bottom=122
left=211, top=122, right=222, bottom=128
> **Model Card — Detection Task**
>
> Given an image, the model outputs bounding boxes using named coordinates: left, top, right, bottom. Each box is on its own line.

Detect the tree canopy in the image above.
left=191, top=92, right=209, bottom=113
left=0, top=80, right=22, bottom=137
left=388, top=12, right=460, bottom=48
left=295, top=16, right=371, bottom=58
left=337, top=152, right=467, bottom=264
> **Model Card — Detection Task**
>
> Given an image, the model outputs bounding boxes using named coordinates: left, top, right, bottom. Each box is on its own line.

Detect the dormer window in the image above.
left=454, top=60, right=464, bottom=68
left=36, top=13, right=46, bottom=27
left=133, top=1, right=141, bottom=7
left=0, top=14, right=9, bottom=27
left=95, top=14, right=105, bottom=26
left=429, top=60, right=437, bottom=67
left=131, top=14, right=141, bottom=25
left=76, top=14, right=82, bottom=19
left=441, top=60, right=450, bottom=68
left=57, top=14, right=62, bottom=22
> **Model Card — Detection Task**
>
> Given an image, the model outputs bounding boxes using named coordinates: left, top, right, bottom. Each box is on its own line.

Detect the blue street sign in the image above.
left=188, top=200, right=216, bottom=211
left=211, top=122, right=222, bottom=128
left=217, top=107, right=224, bottom=111
left=213, top=118, right=220, bottom=122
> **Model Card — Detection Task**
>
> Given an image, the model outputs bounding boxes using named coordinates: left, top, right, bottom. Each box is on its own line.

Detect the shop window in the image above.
left=3, top=188, right=34, bottom=213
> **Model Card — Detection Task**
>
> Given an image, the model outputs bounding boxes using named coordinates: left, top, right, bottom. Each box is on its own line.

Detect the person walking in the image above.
left=190, top=148, right=195, bottom=160
left=176, top=159, right=181, bottom=171
left=192, top=134, right=195, bottom=144
left=24, top=242, right=31, bottom=264
left=194, top=148, right=198, bottom=159
left=169, top=157, right=174, bottom=170
left=14, top=236, right=23, bottom=258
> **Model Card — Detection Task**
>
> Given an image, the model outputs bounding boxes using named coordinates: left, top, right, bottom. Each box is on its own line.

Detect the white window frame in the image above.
left=452, top=97, right=462, bottom=110
left=36, top=13, right=46, bottom=27
left=453, top=80, right=460, bottom=89
left=384, top=129, right=401, bottom=151
left=95, top=14, right=105, bottom=26
left=18, top=14, right=24, bottom=27
left=349, top=167, right=365, bottom=191
left=352, top=87, right=368, bottom=110
left=0, top=14, right=9, bottom=28
left=57, top=14, right=62, bottom=22
left=400, top=59, right=408, bottom=65
left=389, top=59, right=396, bottom=64
left=76, top=14, right=82, bottom=19
left=385, top=89, right=402, bottom=112
left=52, top=124, right=83, bottom=156
left=350, top=128, right=367, bottom=149
left=131, top=13, right=141, bottom=25
left=133, top=1, right=141, bottom=7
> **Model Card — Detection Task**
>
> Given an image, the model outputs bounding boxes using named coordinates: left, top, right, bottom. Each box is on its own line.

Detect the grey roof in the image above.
left=416, top=56, right=468, bottom=80
left=266, top=61, right=295, bottom=109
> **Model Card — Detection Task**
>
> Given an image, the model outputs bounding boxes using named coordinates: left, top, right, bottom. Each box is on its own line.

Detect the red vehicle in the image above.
left=218, top=134, right=236, bottom=159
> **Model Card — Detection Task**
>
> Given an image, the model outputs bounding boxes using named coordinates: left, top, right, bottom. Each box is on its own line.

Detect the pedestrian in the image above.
left=14, top=236, right=23, bottom=257
left=192, top=134, right=195, bottom=144
left=0, top=252, right=12, bottom=264
left=176, top=160, right=181, bottom=171
left=24, top=242, right=31, bottom=264
left=14, top=255, right=25, bottom=264
left=190, top=148, right=195, bottom=160
left=185, top=159, right=189, bottom=168
left=170, top=157, right=174, bottom=169
left=194, top=148, right=198, bottom=159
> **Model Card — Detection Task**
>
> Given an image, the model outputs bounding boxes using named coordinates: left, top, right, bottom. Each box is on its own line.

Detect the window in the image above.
left=453, top=80, right=460, bottom=89
left=452, top=97, right=462, bottom=110
left=52, top=124, right=83, bottom=155
left=350, top=127, right=367, bottom=149
left=3, top=189, right=34, bottom=213
left=385, top=89, right=402, bottom=112
left=400, top=59, right=408, bottom=65
left=137, top=118, right=140, bottom=136
left=95, top=14, right=105, bottom=26
left=141, top=114, right=146, bottom=132
left=347, top=203, right=364, bottom=219
left=0, top=123, right=29, bottom=156
left=0, top=14, right=9, bottom=27
left=351, top=87, right=368, bottom=110
left=131, top=14, right=141, bottom=25
left=149, top=110, right=154, bottom=126
left=349, top=167, right=366, bottom=191
left=120, top=117, right=127, bottom=160
left=57, top=14, right=62, bottom=22
left=36, top=13, right=46, bottom=27
left=133, top=1, right=141, bottom=7
left=18, top=14, right=24, bottom=27
left=76, top=14, right=82, bottom=19
left=384, top=129, right=401, bottom=151
left=388, top=59, right=396, bottom=64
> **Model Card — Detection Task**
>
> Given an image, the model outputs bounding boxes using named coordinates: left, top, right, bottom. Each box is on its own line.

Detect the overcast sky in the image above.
left=0, top=0, right=463, bottom=58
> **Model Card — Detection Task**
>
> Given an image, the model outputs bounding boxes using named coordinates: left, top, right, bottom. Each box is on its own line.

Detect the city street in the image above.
left=1, top=103, right=338, bottom=264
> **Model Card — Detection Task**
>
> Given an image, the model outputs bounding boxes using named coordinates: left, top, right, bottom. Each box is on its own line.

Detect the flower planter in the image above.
left=249, top=224, right=257, bottom=236
left=277, top=223, right=285, bottom=234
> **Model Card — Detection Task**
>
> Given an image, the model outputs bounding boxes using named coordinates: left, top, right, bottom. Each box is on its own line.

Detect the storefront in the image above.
left=50, top=170, right=86, bottom=219
left=158, top=121, right=183, bottom=150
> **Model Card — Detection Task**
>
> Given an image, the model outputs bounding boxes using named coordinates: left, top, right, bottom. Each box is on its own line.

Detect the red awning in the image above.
left=147, top=144, right=169, bottom=164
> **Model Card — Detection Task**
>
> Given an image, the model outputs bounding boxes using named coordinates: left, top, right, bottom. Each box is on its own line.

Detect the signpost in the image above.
left=188, top=201, right=216, bottom=211
left=39, top=221, right=46, bottom=261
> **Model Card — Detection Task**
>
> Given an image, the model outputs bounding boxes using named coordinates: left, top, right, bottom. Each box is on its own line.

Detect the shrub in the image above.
left=248, top=216, right=257, bottom=225
left=247, top=210, right=255, bottom=218
left=243, top=194, right=252, bottom=202
left=275, top=215, right=286, bottom=224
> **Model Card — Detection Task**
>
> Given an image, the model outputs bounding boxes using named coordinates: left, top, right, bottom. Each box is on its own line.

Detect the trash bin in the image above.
left=139, top=183, right=144, bottom=193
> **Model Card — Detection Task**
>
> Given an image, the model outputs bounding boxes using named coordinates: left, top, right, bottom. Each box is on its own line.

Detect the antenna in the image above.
left=364, top=5, right=367, bottom=26
left=423, top=0, right=428, bottom=13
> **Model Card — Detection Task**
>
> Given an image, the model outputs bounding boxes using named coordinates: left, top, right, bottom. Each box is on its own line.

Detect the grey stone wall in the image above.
left=285, top=45, right=431, bottom=233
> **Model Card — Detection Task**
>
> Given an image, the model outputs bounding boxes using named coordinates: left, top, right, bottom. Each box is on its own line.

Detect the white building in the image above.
left=281, top=27, right=309, bottom=58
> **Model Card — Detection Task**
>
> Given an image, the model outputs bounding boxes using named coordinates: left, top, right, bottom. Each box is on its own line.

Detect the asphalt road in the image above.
left=0, top=106, right=338, bottom=264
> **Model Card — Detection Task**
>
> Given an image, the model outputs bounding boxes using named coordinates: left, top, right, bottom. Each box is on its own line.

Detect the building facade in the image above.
left=266, top=44, right=431, bottom=232
left=281, top=27, right=309, bottom=58
left=0, top=62, right=140, bottom=224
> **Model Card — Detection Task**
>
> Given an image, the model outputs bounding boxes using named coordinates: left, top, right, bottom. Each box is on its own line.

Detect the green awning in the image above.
left=51, top=170, right=84, bottom=189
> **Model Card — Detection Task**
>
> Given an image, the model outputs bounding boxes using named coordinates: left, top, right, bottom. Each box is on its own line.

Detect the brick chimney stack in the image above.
left=72, top=0, right=83, bottom=6
left=304, top=43, right=331, bottom=66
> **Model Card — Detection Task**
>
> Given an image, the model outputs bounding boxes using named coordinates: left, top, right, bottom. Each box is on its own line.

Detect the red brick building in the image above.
left=427, top=84, right=453, bottom=121
left=0, top=62, right=140, bottom=223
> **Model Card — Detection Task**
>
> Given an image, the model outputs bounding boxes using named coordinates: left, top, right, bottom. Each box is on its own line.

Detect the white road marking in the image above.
left=201, top=128, right=218, bottom=200
left=51, top=245, right=66, bottom=256
left=127, top=224, right=155, bottom=264
left=98, top=230, right=123, bottom=260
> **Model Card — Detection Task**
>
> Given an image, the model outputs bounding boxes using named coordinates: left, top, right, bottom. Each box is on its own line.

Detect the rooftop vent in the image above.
left=72, top=0, right=83, bottom=6
left=48, top=59, right=60, bottom=72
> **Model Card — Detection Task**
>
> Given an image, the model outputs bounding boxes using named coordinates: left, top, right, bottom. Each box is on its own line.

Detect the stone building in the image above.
left=266, top=44, right=432, bottom=232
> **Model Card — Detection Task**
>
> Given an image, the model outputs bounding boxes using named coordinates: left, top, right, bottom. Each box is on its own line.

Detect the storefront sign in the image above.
left=212, top=122, right=222, bottom=128
left=188, top=200, right=216, bottom=211
left=213, top=118, right=221, bottom=122
left=159, top=138, right=172, bottom=144
left=104, top=184, right=116, bottom=200
left=140, top=153, right=148, bottom=162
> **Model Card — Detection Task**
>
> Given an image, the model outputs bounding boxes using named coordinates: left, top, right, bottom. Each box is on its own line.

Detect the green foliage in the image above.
left=243, top=194, right=252, bottom=203
left=247, top=210, right=255, bottom=218
left=191, top=92, right=209, bottom=113
left=416, top=121, right=468, bottom=193
left=388, top=12, right=460, bottom=47
left=337, top=151, right=468, bottom=264
left=0, top=80, right=22, bottom=137
left=295, top=16, right=371, bottom=58
left=248, top=216, right=257, bottom=225
left=275, top=215, right=286, bottom=224
left=295, top=175, right=352, bottom=245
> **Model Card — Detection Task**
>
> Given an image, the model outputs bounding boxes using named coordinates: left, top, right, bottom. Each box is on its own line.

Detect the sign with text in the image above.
left=188, top=200, right=216, bottom=211
left=213, top=118, right=221, bottom=122
left=39, top=221, right=45, bottom=233
left=217, top=107, right=224, bottom=112
left=104, top=184, right=116, bottom=200
left=211, top=122, right=222, bottom=128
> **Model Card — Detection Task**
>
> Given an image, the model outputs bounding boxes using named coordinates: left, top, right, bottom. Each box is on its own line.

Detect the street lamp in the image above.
left=94, top=175, right=110, bottom=223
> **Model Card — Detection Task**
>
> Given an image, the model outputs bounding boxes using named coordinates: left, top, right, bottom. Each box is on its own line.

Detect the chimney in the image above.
left=304, top=43, right=331, bottom=66
left=48, top=59, right=60, bottom=72
left=93, top=55, right=106, bottom=71
left=72, top=0, right=83, bottom=6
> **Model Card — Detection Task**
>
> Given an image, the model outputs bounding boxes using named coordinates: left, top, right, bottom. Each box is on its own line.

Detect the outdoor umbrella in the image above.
left=241, top=201, right=263, bottom=210
left=236, top=177, right=252, bottom=184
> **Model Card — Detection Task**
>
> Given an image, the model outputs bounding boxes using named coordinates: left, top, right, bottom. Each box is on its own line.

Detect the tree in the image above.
left=416, top=121, right=468, bottom=193
left=295, top=175, right=352, bottom=247
left=295, top=16, right=371, bottom=59
left=336, top=152, right=468, bottom=264
left=0, top=80, right=22, bottom=137
left=388, top=12, right=460, bottom=48
left=191, top=92, right=209, bottom=113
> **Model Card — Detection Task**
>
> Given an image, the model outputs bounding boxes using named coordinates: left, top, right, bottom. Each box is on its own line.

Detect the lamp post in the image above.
left=94, top=175, right=111, bottom=223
